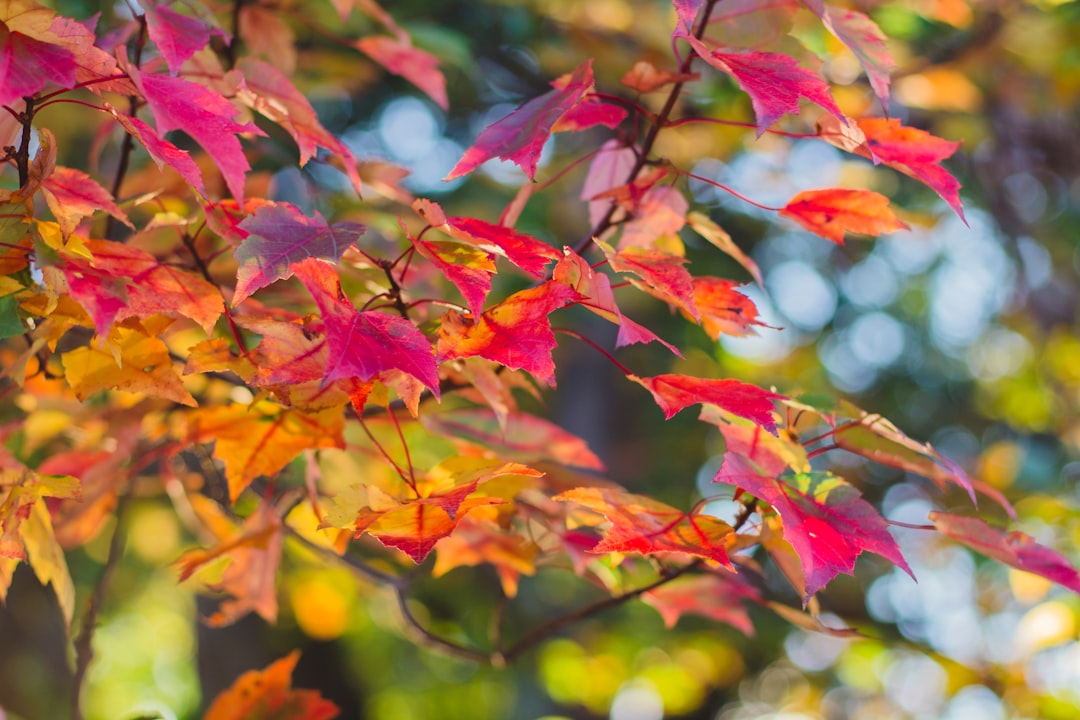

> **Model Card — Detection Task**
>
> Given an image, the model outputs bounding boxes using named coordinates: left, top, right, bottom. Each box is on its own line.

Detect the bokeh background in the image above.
left=2, top=0, right=1080, bottom=718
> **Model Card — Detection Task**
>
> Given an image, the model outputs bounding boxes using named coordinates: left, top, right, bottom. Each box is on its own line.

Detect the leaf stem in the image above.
left=553, top=327, right=633, bottom=376
left=677, top=169, right=784, bottom=211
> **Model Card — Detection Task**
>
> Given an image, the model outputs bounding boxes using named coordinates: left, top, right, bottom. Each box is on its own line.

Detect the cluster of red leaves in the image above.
left=1, top=0, right=1078, bottom=715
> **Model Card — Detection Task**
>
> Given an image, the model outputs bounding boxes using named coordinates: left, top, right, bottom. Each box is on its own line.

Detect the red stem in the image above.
left=677, top=170, right=783, bottom=211
left=553, top=327, right=633, bottom=376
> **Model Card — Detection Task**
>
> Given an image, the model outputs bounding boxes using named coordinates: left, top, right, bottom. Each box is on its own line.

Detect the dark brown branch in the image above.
left=16, top=97, right=34, bottom=187
left=499, top=559, right=704, bottom=664
left=72, top=491, right=132, bottom=720
left=105, top=16, right=147, bottom=242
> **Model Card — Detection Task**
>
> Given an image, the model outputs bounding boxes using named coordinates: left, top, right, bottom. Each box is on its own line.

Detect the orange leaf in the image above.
left=185, top=401, right=344, bottom=501
left=555, top=487, right=734, bottom=567
left=178, top=498, right=283, bottom=627
left=689, top=276, right=766, bottom=339
left=204, top=651, right=339, bottom=720
left=779, top=188, right=908, bottom=244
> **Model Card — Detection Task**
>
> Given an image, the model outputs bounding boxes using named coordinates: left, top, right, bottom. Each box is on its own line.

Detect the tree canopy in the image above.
left=1, top=0, right=1079, bottom=719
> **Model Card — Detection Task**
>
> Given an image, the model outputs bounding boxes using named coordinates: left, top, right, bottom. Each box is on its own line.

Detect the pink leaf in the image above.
left=0, top=22, right=77, bottom=107
left=126, top=64, right=265, bottom=204
left=819, top=4, right=894, bottom=109
left=143, top=1, right=216, bottom=75
left=233, top=203, right=366, bottom=304
left=355, top=35, right=447, bottom=110
left=110, top=110, right=205, bottom=194
left=446, top=59, right=598, bottom=181
left=236, top=58, right=362, bottom=193
left=293, top=259, right=440, bottom=396
left=689, top=38, right=845, bottom=136
left=718, top=458, right=912, bottom=601
left=929, top=512, right=1080, bottom=595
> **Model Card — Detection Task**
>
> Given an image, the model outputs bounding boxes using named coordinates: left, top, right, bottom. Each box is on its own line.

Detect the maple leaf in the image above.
left=619, top=186, right=689, bottom=250
left=436, top=280, right=581, bottom=386
left=234, top=58, right=362, bottom=193
left=688, top=38, right=845, bottom=136
left=233, top=203, right=366, bottom=304
left=856, top=118, right=965, bottom=221
left=555, top=487, right=734, bottom=566
left=671, top=0, right=705, bottom=38
left=61, top=318, right=197, bottom=406
left=204, top=651, right=340, bottom=720
left=803, top=2, right=894, bottom=108
left=356, top=35, right=448, bottom=110
left=779, top=188, right=909, bottom=244
left=41, top=166, right=132, bottom=238
left=553, top=248, right=680, bottom=355
left=642, top=573, right=759, bottom=633
left=178, top=497, right=283, bottom=627
left=0, top=466, right=79, bottom=560
left=598, top=241, right=699, bottom=320
left=293, top=258, right=441, bottom=396
left=82, top=239, right=224, bottom=333
left=0, top=1, right=78, bottom=107
left=185, top=401, right=344, bottom=501
left=413, top=200, right=560, bottom=278
left=690, top=276, right=765, bottom=339
left=339, top=458, right=536, bottom=563
left=687, top=211, right=762, bottom=287
left=421, top=407, right=606, bottom=472
left=142, top=1, right=218, bottom=75
left=929, top=512, right=1080, bottom=595
left=409, top=232, right=495, bottom=320
left=125, top=63, right=265, bottom=204
left=238, top=5, right=297, bottom=76
left=433, top=517, right=538, bottom=597
left=446, top=59, right=614, bottom=181
left=716, top=457, right=911, bottom=601
left=109, top=108, right=206, bottom=195
left=630, top=374, right=784, bottom=433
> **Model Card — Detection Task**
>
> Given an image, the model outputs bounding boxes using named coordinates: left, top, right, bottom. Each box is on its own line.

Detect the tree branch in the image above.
left=71, top=491, right=132, bottom=720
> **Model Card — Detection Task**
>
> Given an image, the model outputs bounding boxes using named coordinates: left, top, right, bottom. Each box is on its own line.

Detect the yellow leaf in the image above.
left=22, top=499, right=75, bottom=628
left=61, top=321, right=196, bottom=405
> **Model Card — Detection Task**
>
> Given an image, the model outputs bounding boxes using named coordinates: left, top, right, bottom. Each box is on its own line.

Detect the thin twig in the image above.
left=72, top=491, right=132, bottom=720
left=500, top=559, right=703, bottom=663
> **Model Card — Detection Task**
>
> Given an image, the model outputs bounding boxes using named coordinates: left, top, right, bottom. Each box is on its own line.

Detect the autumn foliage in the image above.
left=1, top=0, right=1077, bottom=717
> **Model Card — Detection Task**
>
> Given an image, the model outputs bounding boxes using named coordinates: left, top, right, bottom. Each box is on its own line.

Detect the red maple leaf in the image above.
left=779, top=188, right=909, bottom=244
left=857, top=118, right=965, bottom=221
left=293, top=259, right=440, bottom=396
left=630, top=374, right=784, bottom=433
left=689, top=276, right=765, bottom=339
left=233, top=203, right=366, bottom=304
left=413, top=200, right=560, bottom=278
left=109, top=109, right=205, bottom=194
left=355, top=35, right=448, bottom=109
left=717, top=457, right=912, bottom=601
left=42, top=166, right=132, bottom=238
left=125, top=63, right=265, bottom=204
left=436, top=280, right=581, bottom=386
left=235, top=58, right=363, bottom=193
left=408, top=230, right=495, bottom=320
left=142, top=1, right=219, bottom=76
left=0, top=4, right=78, bottom=107
left=446, top=59, right=623, bottom=181
left=929, top=512, right=1080, bottom=595
left=555, top=487, right=734, bottom=566
left=688, top=38, right=845, bottom=136
left=553, top=248, right=680, bottom=354
left=599, top=242, right=700, bottom=320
